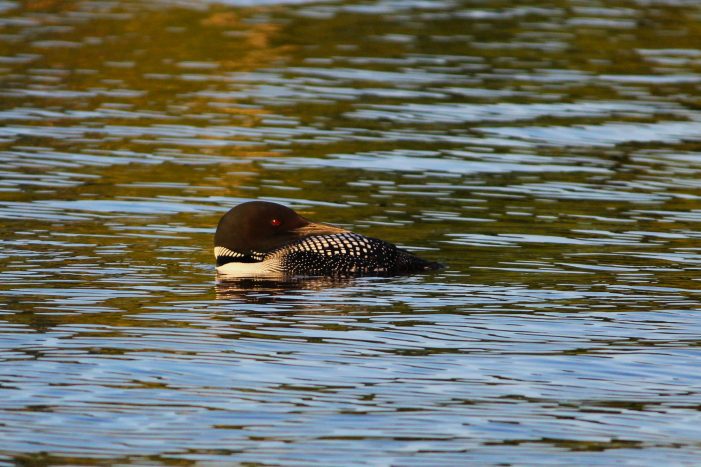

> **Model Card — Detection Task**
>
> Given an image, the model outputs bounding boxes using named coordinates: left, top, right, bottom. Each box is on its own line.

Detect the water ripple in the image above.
left=2, top=0, right=701, bottom=464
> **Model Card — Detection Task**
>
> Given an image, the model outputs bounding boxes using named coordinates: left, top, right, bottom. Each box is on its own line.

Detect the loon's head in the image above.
left=214, top=201, right=347, bottom=266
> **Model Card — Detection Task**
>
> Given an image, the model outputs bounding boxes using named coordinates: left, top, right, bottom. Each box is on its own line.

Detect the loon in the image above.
left=214, top=201, right=442, bottom=277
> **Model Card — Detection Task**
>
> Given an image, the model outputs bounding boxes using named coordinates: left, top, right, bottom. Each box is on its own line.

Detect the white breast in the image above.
left=215, top=257, right=283, bottom=277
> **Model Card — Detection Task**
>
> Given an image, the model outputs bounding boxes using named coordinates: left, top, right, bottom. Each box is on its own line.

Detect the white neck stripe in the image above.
left=214, top=246, right=243, bottom=259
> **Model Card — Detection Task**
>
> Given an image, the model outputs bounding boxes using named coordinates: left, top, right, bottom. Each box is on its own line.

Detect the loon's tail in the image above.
left=422, top=260, right=445, bottom=271
left=397, top=249, right=444, bottom=273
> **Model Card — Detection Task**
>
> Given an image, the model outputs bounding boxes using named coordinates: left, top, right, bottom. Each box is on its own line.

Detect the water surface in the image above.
left=2, top=0, right=701, bottom=464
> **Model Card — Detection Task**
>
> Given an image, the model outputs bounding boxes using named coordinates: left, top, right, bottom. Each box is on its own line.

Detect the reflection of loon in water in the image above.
left=214, top=201, right=443, bottom=277
left=215, top=276, right=360, bottom=302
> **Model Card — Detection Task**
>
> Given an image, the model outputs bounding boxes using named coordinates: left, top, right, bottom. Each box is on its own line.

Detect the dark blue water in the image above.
left=2, top=0, right=701, bottom=464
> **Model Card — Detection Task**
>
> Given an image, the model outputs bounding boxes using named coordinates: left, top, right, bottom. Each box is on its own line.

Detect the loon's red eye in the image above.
left=270, top=218, right=282, bottom=227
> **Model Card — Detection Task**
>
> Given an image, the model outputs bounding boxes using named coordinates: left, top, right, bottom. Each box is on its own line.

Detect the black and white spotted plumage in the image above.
left=214, top=201, right=442, bottom=277
left=275, top=232, right=431, bottom=275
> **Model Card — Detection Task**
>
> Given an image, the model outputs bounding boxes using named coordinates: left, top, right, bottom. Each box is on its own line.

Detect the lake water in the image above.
left=2, top=0, right=701, bottom=464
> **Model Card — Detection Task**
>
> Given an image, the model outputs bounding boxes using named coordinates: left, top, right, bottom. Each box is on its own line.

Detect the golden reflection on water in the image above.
left=2, top=0, right=701, bottom=464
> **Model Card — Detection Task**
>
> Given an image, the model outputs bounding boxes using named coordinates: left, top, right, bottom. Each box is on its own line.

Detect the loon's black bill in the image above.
left=293, top=221, right=348, bottom=237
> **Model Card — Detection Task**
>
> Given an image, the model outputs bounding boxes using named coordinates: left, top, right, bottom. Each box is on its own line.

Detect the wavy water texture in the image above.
left=1, top=0, right=701, bottom=465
